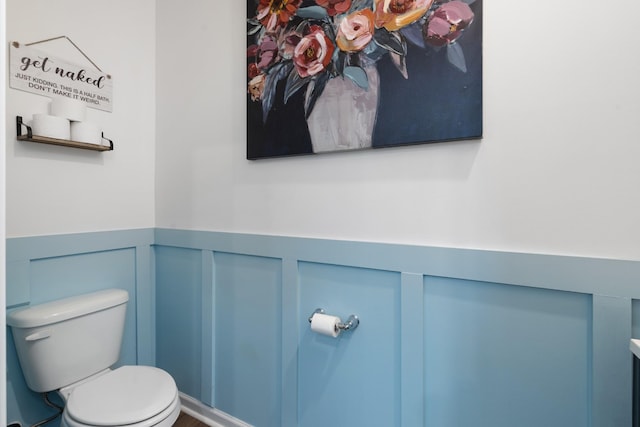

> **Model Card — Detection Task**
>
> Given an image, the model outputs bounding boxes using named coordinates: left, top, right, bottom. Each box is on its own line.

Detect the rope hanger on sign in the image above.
left=12, top=35, right=111, bottom=78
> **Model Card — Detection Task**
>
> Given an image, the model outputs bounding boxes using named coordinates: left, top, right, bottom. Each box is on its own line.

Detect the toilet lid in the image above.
left=66, top=366, right=177, bottom=426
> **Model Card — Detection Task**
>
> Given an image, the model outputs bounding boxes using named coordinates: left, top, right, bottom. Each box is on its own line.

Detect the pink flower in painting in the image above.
left=293, top=26, right=335, bottom=78
left=374, top=0, right=434, bottom=31
left=424, top=1, right=474, bottom=47
left=278, top=29, right=302, bottom=60
left=256, top=34, right=279, bottom=70
left=336, top=9, right=376, bottom=52
left=256, top=0, right=302, bottom=31
left=315, top=0, right=352, bottom=16
left=248, top=74, right=266, bottom=101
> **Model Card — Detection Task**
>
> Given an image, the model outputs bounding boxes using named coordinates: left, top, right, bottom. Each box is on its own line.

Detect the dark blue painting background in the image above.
left=247, top=0, right=482, bottom=159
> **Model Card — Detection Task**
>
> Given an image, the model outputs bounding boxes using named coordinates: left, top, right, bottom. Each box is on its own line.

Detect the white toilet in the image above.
left=7, top=289, right=181, bottom=427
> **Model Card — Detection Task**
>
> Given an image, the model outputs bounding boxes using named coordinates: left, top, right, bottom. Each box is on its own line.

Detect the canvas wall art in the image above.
left=247, top=0, right=482, bottom=159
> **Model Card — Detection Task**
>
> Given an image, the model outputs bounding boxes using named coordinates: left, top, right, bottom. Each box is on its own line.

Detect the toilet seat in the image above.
left=61, top=366, right=180, bottom=427
left=61, top=394, right=180, bottom=427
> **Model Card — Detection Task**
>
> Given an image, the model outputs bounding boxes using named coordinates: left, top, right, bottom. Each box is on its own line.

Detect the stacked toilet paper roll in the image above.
left=31, top=114, right=71, bottom=140
left=31, top=97, right=102, bottom=145
left=71, top=121, right=102, bottom=145
left=50, top=97, right=86, bottom=122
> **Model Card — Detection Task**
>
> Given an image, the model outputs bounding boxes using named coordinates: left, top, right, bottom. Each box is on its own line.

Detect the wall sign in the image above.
left=9, top=40, right=113, bottom=112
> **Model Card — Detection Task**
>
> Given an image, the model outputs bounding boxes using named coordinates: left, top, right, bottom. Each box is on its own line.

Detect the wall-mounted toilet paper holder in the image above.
left=308, top=308, right=359, bottom=331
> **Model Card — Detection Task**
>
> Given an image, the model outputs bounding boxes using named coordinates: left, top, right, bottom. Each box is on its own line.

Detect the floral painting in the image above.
left=247, top=0, right=482, bottom=159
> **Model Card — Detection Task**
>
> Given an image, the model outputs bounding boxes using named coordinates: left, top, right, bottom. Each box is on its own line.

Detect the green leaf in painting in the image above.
left=344, top=66, right=369, bottom=90
left=262, top=62, right=291, bottom=123
left=284, top=68, right=310, bottom=105
left=390, top=52, right=408, bottom=79
left=247, top=18, right=262, bottom=36
left=304, top=72, right=330, bottom=118
left=373, top=28, right=406, bottom=56
left=447, top=43, right=467, bottom=73
left=350, top=0, right=374, bottom=10
left=296, top=6, right=329, bottom=19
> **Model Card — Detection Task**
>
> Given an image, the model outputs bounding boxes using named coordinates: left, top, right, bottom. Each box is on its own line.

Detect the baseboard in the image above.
left=179, top=393, right=253, bottom=427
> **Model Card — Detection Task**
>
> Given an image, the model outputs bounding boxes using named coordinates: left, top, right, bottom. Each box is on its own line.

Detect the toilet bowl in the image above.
left=59, top=366, right=181, bottom=427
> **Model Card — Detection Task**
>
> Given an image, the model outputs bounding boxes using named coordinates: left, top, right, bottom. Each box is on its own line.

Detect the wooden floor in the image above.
left=173, top=411, right=211, bottom=427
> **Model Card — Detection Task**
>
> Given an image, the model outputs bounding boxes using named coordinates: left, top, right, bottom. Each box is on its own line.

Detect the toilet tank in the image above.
left=7, top=289, right=129, bottom=393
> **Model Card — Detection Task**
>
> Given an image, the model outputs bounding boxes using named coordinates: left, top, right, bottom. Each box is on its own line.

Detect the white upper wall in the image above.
left=5, top=0, right=156, bottom=238
left=6, top=2, right=640, bottom=260
left=155, top=1, right=640, bottom=260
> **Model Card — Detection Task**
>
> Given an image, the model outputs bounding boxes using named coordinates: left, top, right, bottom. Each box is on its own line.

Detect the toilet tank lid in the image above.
left=7, top=289, right=129, bottom=328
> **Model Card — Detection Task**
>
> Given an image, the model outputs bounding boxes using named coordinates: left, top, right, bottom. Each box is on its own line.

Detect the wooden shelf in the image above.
left=16, top=116, right=113, bottom=152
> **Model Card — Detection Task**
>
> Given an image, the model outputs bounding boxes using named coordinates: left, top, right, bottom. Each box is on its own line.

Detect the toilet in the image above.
left=7, top=289, right=181, bottom=427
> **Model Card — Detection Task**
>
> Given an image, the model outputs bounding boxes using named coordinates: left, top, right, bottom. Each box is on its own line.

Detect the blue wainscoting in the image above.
left=423, top=277, right=591, bottom=426
left=298, top=262, right=401, bottom=426
left=6, top=228, right=640, bottom=427
left=153, top=229, right=640, bottom=427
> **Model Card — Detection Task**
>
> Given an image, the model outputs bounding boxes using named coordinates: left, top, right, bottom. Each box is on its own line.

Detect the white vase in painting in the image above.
left=306, top=64, right=380, bottom=153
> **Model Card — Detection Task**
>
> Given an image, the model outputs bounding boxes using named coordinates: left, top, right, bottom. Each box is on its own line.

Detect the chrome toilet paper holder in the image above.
left=308, top=308, right=359, bottom=331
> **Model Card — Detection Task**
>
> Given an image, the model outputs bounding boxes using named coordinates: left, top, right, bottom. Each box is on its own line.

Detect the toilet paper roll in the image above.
left=71, top=121, right=102, bottom=145
left=310, top=313, right=341, bottom=338
left=50, top=97, right=87, bottom=121
left=31, top=114, right=71, bottom=140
